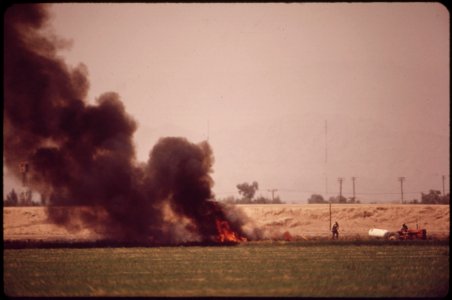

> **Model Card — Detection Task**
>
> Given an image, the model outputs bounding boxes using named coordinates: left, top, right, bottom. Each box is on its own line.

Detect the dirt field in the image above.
left=3, top=204, right=449, bottom=241
left=237, top=204, right=449, bottom=240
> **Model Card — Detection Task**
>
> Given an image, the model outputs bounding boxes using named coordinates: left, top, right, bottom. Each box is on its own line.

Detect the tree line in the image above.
left=4, top=186, right=448, bottom=206
left=3, top=188, right=39, bottom=206
left=218, top=181, right=285, bottom=204
left=307, top=194, right=360, bottom=204
left=307, top=189, right=450, bottom=204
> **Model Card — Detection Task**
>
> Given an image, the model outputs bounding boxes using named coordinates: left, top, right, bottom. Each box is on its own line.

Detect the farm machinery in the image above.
left=369, top=227, right=427, bottom=240
left=396, top=228, right=427, bottom=240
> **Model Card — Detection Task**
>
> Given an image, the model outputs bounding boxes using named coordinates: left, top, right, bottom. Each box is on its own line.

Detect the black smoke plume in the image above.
left=4, top=4, right=247, bottom=243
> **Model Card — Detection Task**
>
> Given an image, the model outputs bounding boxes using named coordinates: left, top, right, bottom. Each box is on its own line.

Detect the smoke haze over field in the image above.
left=4, top=4, right=247, bottom=242
left=3, top=3, right=449, bottom=206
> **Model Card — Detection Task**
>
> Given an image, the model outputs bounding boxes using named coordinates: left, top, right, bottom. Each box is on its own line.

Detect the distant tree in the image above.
left=4, top=189, right=18, bottom=206
left=328, top=195, right=347, bottom=204
left=271, top=196, right=283, bottom=204
left=25, top=189, right=32, bottom=205
left=441, top=193, right=450, bottom=204
left=307, top=194, right=326, bottom=204
left=40, top=193, right=46, bottom=206
left=236, top=181, right=259, bottom=202
left=11, top=189, right=19, bottom=204
left=218, top=183, right=285, bottom=204
left=18, top=190, right=33, bottom=206
left=421, top=190, right=442, bottom=204
left=254, top=196, right=267, bottom=204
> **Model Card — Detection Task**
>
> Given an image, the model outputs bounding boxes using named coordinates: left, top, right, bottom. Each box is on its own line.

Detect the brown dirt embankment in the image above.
left=3, top=204, right=449, bottom=241
left=237, top=204, right=449, bottom=240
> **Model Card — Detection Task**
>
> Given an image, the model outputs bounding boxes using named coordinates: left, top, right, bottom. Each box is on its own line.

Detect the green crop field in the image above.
left=3, top=241, right=449, bottom=297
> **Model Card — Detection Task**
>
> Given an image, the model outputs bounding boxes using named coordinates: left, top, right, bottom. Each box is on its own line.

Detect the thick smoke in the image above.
left=4, top=4, right=247, bottom=243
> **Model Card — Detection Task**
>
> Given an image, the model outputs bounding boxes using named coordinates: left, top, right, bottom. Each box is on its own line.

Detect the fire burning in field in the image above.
left=215, top=219, right=247, bottom=243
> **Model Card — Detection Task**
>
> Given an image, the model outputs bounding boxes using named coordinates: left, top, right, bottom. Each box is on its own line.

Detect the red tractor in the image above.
left=396, top=228, right=427, bottom=240
left=369, top=226, right=427, bottom=240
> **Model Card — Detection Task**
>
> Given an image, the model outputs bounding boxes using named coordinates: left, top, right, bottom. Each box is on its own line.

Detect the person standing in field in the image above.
left=401, top=223, right=408, bottom=232
left=400, top=223, right=409, bottom=239
left=332, top=221, right=339, bottom=239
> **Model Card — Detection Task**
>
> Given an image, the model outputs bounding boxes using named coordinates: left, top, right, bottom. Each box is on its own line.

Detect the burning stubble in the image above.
left=4, top=4, right=247, bottom=244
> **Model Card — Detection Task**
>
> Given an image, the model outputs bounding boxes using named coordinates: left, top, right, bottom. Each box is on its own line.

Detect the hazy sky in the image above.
left=4, top=3, right=449, bottom=203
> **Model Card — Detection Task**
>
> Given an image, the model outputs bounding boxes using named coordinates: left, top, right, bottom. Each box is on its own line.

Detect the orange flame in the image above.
left=215, top=219, right=247, bottom=243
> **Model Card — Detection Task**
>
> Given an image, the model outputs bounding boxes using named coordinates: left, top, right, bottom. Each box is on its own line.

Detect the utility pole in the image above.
left=325, top=120, right=330, bottom=231
left=398, top=177, right=405, bottom=204
left=351, top=177, right=356, bottom=201
left=324, top=120, right=328, bottom=197
left=267, top=189, right=278, bottom=203
left=325, top=120, right=328, bottom=167
left=329, top=197, right=332, bottom=231
left=331, top=177, right=344, bottom=230
left=442, top=175, right=446, bottom=196
left=338, top=177, right=344, bottom=202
